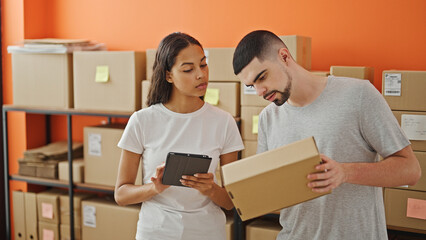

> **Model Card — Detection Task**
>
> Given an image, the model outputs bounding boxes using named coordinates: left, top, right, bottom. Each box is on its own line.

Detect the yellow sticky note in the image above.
left=205, top=88, right=219, bottom=105
left=95, top=65, right=109, bottom=82
left=252, top=115, right=259, bottom=134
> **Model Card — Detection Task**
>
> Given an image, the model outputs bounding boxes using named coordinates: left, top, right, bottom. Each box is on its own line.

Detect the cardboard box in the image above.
left=13, top=191, right=26, bottom=240
left=206, top=82, right=240, bottom=117
left=11, top=53, right=73, bottom=108
left=60, top=192, right=94, bottom=225
left=37, top=189, right=67, bottom=224
left=397, top=152, right=426, bottom=191
left=226, top=217, right=234, bottom=240
left=18, top=160, right=37, bottom=177
left=73, top=51, right=146, bottom=112
left=384, top=188, right=426, bottom=231
left=141, top=80, right=151, bottom=108
left=242, top=140, right=258, bottom=158
left=146, top=49, right=156, bottom=80
left=222, top=137, right=329, bottom=221
left=392, top=111, right=426, bottom=152
left=241, top=84, right=270, bottom=107
left=82, top=198, right=140, bottom=240
left=35, top=161, right=59, bottom=179
left=204, top=48, right=239, bottom=81
left=383, top=71, right=426, bottom=111
left=310, top=71, right=330, bottom=77
left=38, top=221, right=59, bottom=240
left=60, top=224, right=81, bottom=240
left=246, top=219, right=281, bottom=240
left=58, top=159, right=84, bottom=183
left=24, top=191, right=39, bottom=240
left=84, top=124, right=142, bottom=187
left=330, top=66, right=374, bottom=83
left=279, top=35, right=311, bottom=70
left=241, top=106, right=265, bottom=141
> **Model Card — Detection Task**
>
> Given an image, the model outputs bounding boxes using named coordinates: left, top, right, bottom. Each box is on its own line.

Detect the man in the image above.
left=232, top=30, right=421, bottom=240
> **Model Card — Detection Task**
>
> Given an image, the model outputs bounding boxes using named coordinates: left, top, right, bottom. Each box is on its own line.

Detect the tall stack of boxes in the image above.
left=37, top=189, right=68, bottom=240
left=382, top=70, right=426, bottom=232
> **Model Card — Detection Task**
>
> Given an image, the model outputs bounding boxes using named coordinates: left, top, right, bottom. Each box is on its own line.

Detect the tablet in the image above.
left=162, top=152, right=212, bottom=187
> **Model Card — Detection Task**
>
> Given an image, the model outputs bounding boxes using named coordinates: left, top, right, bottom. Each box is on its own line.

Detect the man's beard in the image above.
left=263, top=72, right=292, bottom=106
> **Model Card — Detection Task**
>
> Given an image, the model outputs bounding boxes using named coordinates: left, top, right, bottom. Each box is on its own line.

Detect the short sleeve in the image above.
left=358, top=82, right=410, bottom=158
left=221, top=114, right=244, bottom=155
left=257, top=109, right=268, bottom=154
left=117, top=112, right=144, bottom=154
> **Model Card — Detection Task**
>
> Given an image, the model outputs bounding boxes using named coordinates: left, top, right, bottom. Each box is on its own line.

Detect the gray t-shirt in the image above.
left=258, top=76, right=410, bottom=240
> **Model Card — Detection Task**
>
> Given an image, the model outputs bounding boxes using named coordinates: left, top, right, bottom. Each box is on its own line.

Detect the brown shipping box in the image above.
left=82, top=198, right=140, bottom=240
left=384, top=188, right=426, bottom=231
left=397, top=152, right=426, bottom=191
left=392, top=111, right=426, bottom=152
left=226, top=217, right=234, bottom=240
left=60, top=192, right=94, bottom=225
left=279, top=35, right=311, bottom=70
left=206, top=82, right=240, bottom=117
left=222, top=137, right=329, bottom=221
left=11, top=53, right=73, bottom=108
left=13, top=191, right=26, bottom=240
left=241, top=106, right=265, bottom=141
left=383, top=71, right=426, bottom=111
left=242, top=140, right=258, bottom=158
left=146, top=49, right=156, bottom=80
left=204, top=48, right=239, bottom=81
left=73, top=51, right=146, bottom=112
left=60, top=224, right=81, bottom=240
left=84, top=124, right=142, bottom=187
left=246, top=219, right=281, bottom=240
left=330, top=66, right=374, bottom=83
left=37, top=189, right=67, bottom=224
left=24, top=191, right=39, bottom=240
left=38, top=221, right=59, bottom=240
left=58, top=159, right=84, bottom=183
left=141, top=80, right=151, bottom=108
left=241, top=84, right=270, bottom=107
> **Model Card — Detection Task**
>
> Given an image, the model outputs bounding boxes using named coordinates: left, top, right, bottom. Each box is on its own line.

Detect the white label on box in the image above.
left=83, top=205, right=96, bottom=228
left=88, top=133, right=102, bottom=156
left=384, top=73, right=401, bottom=96
left=243, top=85, right=257, bottom=95
left=401, top=114, right=426, bottom=140
left=204, top=50, right=209, bottom=64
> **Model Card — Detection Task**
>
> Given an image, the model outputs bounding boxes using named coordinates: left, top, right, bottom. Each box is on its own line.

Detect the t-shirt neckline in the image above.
left=158, top=102, right=208, bottom=117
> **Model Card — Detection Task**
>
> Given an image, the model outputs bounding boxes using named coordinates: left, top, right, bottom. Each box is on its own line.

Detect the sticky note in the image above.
left=42, top=202, right=53, bottom=219
left=204, top=88, right=219, bottom=105
left=252, top=115, right=259, bottom=134
left=406, top=198, right=426, bottom=220
left=43, top=229, right=54, bottom=240
left=95, top=65, right=109, bottom=82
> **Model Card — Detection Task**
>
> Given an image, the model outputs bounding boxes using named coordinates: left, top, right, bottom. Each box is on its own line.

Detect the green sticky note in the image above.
left=95, top=65, right=109, bottom=82
left=252, top=115, right=259, bottom=134
left=205, top=88, right=219, bottom=105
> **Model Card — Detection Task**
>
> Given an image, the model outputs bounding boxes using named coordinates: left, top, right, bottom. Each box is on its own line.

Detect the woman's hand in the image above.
left=150, top=163, right=170, bottom=194
left=180, top=173, right=217, bottom=197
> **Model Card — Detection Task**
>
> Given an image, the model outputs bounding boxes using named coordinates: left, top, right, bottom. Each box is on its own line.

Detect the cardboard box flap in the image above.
left=222, top=137, right=319, bottom=185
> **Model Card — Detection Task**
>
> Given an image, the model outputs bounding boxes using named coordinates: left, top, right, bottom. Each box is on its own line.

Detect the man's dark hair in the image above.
left=147, top=32, right=203, bottom=106
left=233, top=30, right=287, bottom=75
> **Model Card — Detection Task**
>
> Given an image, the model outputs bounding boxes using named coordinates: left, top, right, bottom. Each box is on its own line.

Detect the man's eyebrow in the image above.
left=253, top=69, right=267, bottom=83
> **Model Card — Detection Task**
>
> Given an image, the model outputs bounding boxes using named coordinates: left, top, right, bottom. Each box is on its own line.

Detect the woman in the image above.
left=114, top=32, right=244, bottom=240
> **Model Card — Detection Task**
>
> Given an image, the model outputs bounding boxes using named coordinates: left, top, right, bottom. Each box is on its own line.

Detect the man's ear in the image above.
left=278, top=48, right=290, bottom=63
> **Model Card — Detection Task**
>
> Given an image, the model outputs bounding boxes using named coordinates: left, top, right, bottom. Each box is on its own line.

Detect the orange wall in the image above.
left=2, top=0, right=426, bottom=238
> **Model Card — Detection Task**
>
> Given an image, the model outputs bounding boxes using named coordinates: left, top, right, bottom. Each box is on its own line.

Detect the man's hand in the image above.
left=307, top=154, right=348, bottom=193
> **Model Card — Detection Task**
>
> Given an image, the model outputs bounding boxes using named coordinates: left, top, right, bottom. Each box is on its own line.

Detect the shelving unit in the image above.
left=2, top=105, right=132, bottom=240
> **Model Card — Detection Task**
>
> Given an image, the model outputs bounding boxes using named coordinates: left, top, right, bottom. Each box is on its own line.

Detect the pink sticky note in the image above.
left=406, top=198, right=426, bottom=220
left=43, top=229, right=54, bottom=240
left=42, top=203, right=53, bottom=219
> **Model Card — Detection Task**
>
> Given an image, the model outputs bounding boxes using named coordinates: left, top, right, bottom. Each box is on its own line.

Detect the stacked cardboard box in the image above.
left=246, top=218, right=281, bottom=240
left=18, top=141, right=83, bottom=179
left=330, top=66, right=374, bottom=84
left=59, top=193, right=94, bottom=240
left=84, top=124, right=142, bottom=187
left=37, top=189, right=68, bottom=240
left=382, top=70, right=426, bottom=232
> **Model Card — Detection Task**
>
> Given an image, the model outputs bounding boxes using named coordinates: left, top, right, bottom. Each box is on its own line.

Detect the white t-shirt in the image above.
left=118, top=102, right=244, bottom=240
